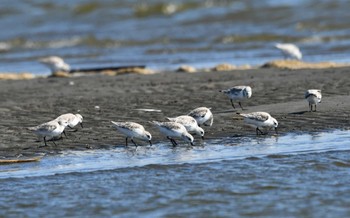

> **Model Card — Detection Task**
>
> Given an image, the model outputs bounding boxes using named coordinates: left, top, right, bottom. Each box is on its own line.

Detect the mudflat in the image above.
left=1, top=67, right=350, bottom=158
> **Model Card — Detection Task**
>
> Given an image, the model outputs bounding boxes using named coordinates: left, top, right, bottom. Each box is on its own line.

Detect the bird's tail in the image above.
left=111, top=121, right=122, bottom=126
left=166, top=117, right=176, bottom=122
left=149, top=121, right=161, bottom=126
left=27, top=126, right=37, bottom=131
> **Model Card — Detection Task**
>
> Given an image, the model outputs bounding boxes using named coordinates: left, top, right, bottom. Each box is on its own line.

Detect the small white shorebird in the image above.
left=219, top=86, right=252, bottom=110
left=166, top=115, right=205, bottom=139
left=187, top=107, right=213, bottom=127
left=55, top=113, right=83, bottom=131
left=111, top=121, right=152, bottom=147
left=28, top=119, right=69, bottom=146
left=152, top=121, right=194, bottom=146
left=305, top=89, right=322, bottom=112
left=38, top=56, right=70, bottom=73
left=237, top=112, right=278, bottom=135
left=274, top=43, right=302, bottom=60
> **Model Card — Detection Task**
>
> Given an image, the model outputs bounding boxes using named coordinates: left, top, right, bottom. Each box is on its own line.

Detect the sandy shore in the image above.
left=1, top=67, right=350, bottom=158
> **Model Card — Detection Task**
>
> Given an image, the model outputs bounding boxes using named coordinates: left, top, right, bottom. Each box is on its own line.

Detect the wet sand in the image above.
left=1, top=67, right=350, bottom=158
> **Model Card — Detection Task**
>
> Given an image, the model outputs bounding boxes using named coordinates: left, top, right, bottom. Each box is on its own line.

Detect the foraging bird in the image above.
left=151, top=121, right=194, bottom=146
left=111, top=121, right=152, bottom=147
left=187, top=107, right=213, bottom=127
left=237, top=112, right=278, bottom=135
left=220, top=86, right=252, bottom=110
left=28, top=119, right=69, bottom=146
left=305, top=89, right=322, bottom=112
left=38, top=56, right=70, bottom=73
left=166, top=115, right=205, bottom=139
left=56, top=113, right=83, bottom=130
left=274, top=43, right=302, bottom=60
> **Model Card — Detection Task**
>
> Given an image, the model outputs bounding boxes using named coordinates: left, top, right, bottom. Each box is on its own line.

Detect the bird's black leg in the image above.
left=314, top=104, right=317, bottom=112
left=131, top=139, right=138, bottom=147
left=230, top=99, right=236, bottom=109
left=44, top=137, right=47, bottom=146
left=238, top=102, right=244, bottom=110
left=68, top=126, right=78, bottom=132
left=51, top=139, right=57, bottom=146
left=63, top=130, right=68, bottom=138
left=167, top=136, right=177, bottom=146
left=125, top=137, right=128, bottom=147
left=256, top=128, right=260, bottom=135
left=256, top=127, right=265, bottom=135
left=309, top=103, right=312, bottom=112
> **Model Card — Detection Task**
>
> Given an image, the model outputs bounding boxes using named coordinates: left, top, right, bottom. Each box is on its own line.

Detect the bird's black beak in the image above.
left=201, top=136, right=204, bottom=140
left=275, top=127, right=278, bottom=135
left=149, top=140, right=152, bottom=146
left=80, top=123, right=84, bottom=128
left=190, top=142, right=194, bottom=146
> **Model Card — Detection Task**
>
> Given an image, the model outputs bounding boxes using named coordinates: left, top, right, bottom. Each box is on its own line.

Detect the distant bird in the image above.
left=187, top=107, right=213, bottom=127
left=38, top=56, right=70, bottom=73
left=56, top=113, right=83, bottom=131
left=305, top=89, right=322, bottom=112
left=219, top=86, right=252, bottom=110
left=111, top=121, right=152, bottom=147
left=237, top=112, right=278, bottom=135
left=152, top=121, right=194, bottom=146
left=166, top=115, right=205, bottom=139
left=28, top=119, right=69, bottom=146
left=274, top=43, right=302, bottom=60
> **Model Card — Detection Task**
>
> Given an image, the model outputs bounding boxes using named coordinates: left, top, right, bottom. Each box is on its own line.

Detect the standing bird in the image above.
left=237, top=112, right=278, bottom=135
left=274, top=43, right=302, bottom=60
left=56, top=113, right=83, bottom=131
left=28, top=119, right=69, bottom=146
left=187, top=107, right=213, bottom=127
left=305, top=89, right=322, bottom=112
left=111, top=121, right=152, bottom=147
left=166, top=115, right=205, bottom=139
left=152, top=121, right=194, bottom=146
left=38, top=56, right=71, bottom=73
left=219, top=86, right=252, bottom=110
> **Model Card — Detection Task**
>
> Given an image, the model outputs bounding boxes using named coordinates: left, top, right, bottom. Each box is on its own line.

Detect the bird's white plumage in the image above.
left=28, top=119, right=69, bottom=140
left=152, top=121, right=194, bottom=144
left=305, top=89, right=322, bottom=105
left=187, top=107, right=213, bottom=126
left=275, top=43, right=302, bottom=60
left=38, top=56, right=70, bottom=73
left=220, top=86, right=252, bottom=101
left=166, top=115, right=204, bottom=137
left=111, top=121, right=152, bottom=141
left=238, top=112, right=278, bottom=129
left=56, top=113, right=83, bottom=128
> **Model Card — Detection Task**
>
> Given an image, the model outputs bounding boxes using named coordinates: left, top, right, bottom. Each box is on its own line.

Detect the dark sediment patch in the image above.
left=1, top=67, right=350, bottom=157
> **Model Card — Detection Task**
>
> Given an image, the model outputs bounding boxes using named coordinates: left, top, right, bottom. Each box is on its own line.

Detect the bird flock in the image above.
left=28, top=85, right=321, bottom=148
left=30, top=43, right=314, bottom=147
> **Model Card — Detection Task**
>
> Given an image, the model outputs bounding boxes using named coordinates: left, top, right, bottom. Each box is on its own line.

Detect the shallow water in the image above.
left=1, top=0, right=350, bottom=74
left=1, top=130, right=350, bottom=217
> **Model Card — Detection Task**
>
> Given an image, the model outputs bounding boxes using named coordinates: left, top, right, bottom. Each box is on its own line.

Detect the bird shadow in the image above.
left=289, top=110, right=309, bottom=115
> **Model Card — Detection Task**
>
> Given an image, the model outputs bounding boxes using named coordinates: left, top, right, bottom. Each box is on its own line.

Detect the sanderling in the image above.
left=166, top=115, right=205, bottom=139
left=187, top=107, right=213, bottom=127
left=28, top=119, right=69, bottom=146
left=111, top=121, right=152, bottom=147
left=38, top=56, right=70, bottom=73
left=305, top=89, right=322, bottom=112
left=151, top=121, right=194, bottom=146
left=274, top=43, right=302, bottom=60
left=56, top=113, right=83, bottom=130
left=237, top=112, right=278, bottom=135
left=219, top=86, right=252, bottom=110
